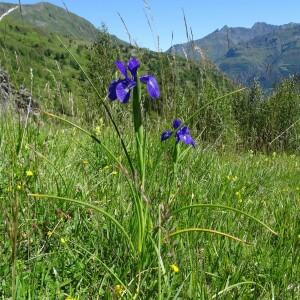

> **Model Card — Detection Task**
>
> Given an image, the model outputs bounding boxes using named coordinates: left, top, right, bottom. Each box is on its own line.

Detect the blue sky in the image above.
left=3, top=0, right=300, bottom=50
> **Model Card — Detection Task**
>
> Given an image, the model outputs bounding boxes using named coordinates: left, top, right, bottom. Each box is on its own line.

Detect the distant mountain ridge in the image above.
left=168, top=22, right=300, bottom=89
left=2, top=2, right=299, bottom=89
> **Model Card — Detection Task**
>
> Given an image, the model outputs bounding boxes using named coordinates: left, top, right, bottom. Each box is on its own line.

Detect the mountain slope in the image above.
left=0, top=1, right=98, bottom=41
left=169, top=22, right=300, bottom=89
left=0, top=11, right=234, bottom=120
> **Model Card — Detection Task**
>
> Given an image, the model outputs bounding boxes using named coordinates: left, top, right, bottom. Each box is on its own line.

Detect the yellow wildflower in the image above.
left=114, top=284, right=124, bottom=297
left=95, top=126, right=101, bottom=136
left=82, top=160, right=88, bottom=165
left=235, top=191, right=242, bottom=202
left=26, top=170, right=33, bottom=177
left=17, top=184, right=22, bottom=190
left=111, top=171, right=118, bottom=175
left=170, top=263, right=180, bottom=273
left=227, top=175, right=238, bottom=182
left=47, top=231, right=53, bottom=237
left=60, top=237, right=67, bottom=245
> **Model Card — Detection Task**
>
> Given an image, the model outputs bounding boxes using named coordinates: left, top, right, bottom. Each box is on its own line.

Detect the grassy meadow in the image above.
left=0, top=8, right=300, bottom=300
left=0, top=108, right=299, bottom=299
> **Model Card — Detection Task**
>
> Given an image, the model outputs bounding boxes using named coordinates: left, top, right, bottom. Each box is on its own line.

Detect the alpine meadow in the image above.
left=0, top=1, right=299, bottom=299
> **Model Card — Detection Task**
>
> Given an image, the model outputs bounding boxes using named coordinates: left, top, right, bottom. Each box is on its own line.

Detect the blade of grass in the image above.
left=185, top=88, right=246, bottom=125
left=168, top=228, right=250, bottom=244
left=212, top=281, right=263, bottom=299
left=28, top=193, right=135, bottom=252
left=27, top=145, right=67, bottom=190
left=69, top=238, right=133, bottom=297
left=172, top=204, right=278, bottom=236
left=43, top=111, right=127, bottom=176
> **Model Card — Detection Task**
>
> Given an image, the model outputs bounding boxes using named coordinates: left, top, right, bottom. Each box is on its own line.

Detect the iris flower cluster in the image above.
left=108, top=57, right=160, bottom=103
left=161, top=119, right=196, bottom=147
left=108, top=58, right=195, bottom=147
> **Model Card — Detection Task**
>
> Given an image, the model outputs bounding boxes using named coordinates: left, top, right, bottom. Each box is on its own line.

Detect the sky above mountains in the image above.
left=3, top=0, right=300, bottom=50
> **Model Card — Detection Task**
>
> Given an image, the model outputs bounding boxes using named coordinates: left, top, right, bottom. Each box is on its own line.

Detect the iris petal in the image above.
left=178, top=134, right=194, bottom=145
left=178, top=126, right=190, bottom=136
left=116, top=81, right=132, bottom=103
left=161, top=130, right=173, bottom=141
left=176, top=127, right=196, bottom=147
left=173, top=119, right=181, bottom=129
left=128, top=57, right=140, bottom=78
left=108, top=80, right=120, bottom=100
left=140, top=75, right=160, bottom=99
left=115, top=60, right=128, bottom=78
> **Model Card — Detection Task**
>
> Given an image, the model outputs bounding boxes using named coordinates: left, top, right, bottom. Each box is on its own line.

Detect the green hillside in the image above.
left=0, top=15, right=92, bottom=113
left=0, top=13, right=234, bottom=120
left=0, top=1, right=98, bottom=41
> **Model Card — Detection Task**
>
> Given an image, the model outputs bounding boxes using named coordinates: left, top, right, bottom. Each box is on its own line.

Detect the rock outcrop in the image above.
left=0, top=70, right=11, bottom=109
left=0, top=69, right=39, bottom=114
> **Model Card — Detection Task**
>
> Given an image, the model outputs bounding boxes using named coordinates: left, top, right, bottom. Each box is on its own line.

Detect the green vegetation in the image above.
left=0, top=16, right=92, bottom=114
left=1, top=112, right=299, bottom=299
left=1, top=2, right=98, bottom=41
left=0, top=3, right=300, bottom=299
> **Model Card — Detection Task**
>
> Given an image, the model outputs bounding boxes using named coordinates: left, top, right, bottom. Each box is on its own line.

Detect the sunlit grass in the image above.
left=1, top=112, right=299, bottom=299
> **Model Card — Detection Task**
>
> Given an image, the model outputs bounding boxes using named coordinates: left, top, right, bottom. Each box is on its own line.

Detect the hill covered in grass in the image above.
left=0, top=1, right=98, bottom=41
left=0, top=7, right=234, bottom=119
left=169, top=22, right=300, bottom=89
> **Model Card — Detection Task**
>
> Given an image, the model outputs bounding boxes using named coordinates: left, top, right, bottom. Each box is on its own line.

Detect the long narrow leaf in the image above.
left=212, top=281, right=263, bottom=299
left=70, top=239, right=133, bottom=297
left=172, top=204, right=278, bottom=235
left=168, top=228, right=250, bottom=244
left=184, top=88, right=246, bottom=125
left=43, top=112, right=131, bottom=179
left=28, top=193, right=135, bottom=252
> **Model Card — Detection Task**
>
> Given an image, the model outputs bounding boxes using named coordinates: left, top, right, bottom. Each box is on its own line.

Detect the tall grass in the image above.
left=0, top=6, right=300, bottom=299
left=1, top=110, right=299, bottom=298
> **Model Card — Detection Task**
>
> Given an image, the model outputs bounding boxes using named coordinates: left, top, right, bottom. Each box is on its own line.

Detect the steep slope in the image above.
left=169, top=22, right=300, bottom=89
left=0, top=1, right=98, bottom=41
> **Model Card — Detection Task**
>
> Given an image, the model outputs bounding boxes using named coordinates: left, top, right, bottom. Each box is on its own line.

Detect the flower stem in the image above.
left=167, top=143, right=180, bottom=202
left=132, top=76, right=145, bottom=188
left=132, top=75, right=146, bottom=253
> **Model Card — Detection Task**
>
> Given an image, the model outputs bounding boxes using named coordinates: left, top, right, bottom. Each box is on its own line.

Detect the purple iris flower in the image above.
left=161, top=119, right=196, bottom=147
left=108, top=57, right=160, bottom=103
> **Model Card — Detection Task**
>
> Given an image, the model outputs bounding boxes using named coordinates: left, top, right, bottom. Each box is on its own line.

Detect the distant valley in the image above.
left=168, top=22, right=300, bottom=89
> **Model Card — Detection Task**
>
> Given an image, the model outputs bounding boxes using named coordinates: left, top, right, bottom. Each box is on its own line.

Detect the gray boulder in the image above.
left=0, top=69, right=39, bottom=114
